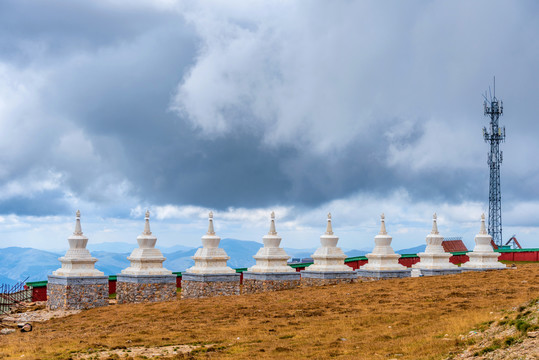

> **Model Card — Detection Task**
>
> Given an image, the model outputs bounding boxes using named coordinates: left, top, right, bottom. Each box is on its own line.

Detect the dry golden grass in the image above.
left=1, top=264, right=538, bottom=360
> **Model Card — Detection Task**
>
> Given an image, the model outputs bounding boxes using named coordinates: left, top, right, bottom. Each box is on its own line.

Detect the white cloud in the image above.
left=2, top=190, right=538, bottom=252
left=172, top=0, right=539, bottom=176
left=0, top=170, right=63, bottom=201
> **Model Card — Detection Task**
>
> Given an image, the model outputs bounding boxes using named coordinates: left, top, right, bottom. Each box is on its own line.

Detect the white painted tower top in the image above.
left=360, top=213, right=405, bottom=271
left=53, top=210, right=104, bottom=277
left=462, top=213, right=505, bottom=269
left=305, top=213, right=351, bottom=272
left=248, top=212, right=294, bottom=273
left=379, top=213, right=387, bottom=235
left=479, top=213, right=487, bottom=235
left=431, top=213, right=439, bottom=235
left=186, top=211, right=235, bottom=274
left=121, top=210, right=172, bottom=275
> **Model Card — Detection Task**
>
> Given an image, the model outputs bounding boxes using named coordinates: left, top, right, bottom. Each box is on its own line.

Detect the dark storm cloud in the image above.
left=0, top=0, right=538, bottom=218
left=0, top=0, right=181, bottom=65
left=0, top=191, right=69, bottom=216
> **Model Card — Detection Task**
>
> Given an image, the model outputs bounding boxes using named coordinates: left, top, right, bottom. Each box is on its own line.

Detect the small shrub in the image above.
left=515, top=320, right=531, bottom=333
left=477, top=320, right=494, bottom=331
left=474, top=339, right=501, bottom=356
left=503, top=336, right=517, bottom=347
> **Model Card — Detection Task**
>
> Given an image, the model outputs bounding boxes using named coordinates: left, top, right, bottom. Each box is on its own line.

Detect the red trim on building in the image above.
left=398, top=257, right=420, bottom=268
left=108, top=280, right=116, bottom=295
left=450, top=254, right=470, bottom=265
left=31, top=286, right=47, bottom=302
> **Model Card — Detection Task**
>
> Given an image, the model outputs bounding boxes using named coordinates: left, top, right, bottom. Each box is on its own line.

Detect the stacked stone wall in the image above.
left=181, top=280, right=240, bottom=299
left=413, top=268, right=462, bottom=277
left=117, top=281, right=176, bottom=304
left=47, top=276, right=108, bottom=310
left=242, top=279, right=300, bottom=294
left=356, top=269, right=411, bottom=280
left=116, top=275, right=176, bottom=304
left=180, top=273, right=240, bottom=299
left=301, top=277, right=357, bottom=287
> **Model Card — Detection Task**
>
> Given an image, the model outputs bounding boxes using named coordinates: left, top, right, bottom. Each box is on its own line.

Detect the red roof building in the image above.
left=442, top=239, right=468, bottom=253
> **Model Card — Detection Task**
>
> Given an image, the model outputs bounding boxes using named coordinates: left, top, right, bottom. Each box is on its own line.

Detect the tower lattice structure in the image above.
left=483, top=85, right=505, bottom=247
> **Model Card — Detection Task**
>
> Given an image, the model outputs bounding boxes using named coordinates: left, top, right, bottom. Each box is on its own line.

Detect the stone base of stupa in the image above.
left=300, top=270, right=357, bottom=287
left=181, top=273, right=240, bottom=299
left=242, top=272, right=300, bottom=294
left=411, top=267, right=462, bottom=277
left=461, top=253, right=506, bottom=271
left=357, top=252, right=411, bottom=279
left=356, top=268, right=412, bottom=280
left=47, top=275, right=109, bottom=310
left=116, top=274, right=176, bottom=304
left=411, top=251, right=461, bottom=277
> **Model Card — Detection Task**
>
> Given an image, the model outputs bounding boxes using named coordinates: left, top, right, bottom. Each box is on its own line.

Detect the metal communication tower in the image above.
left=482, top=78, right=505, bottom=247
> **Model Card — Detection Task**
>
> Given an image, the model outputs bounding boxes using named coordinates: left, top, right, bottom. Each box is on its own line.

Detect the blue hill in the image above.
left=344, top=249, right=369, bottom=257
left=0, top=247, right=60, bottom=284
left=396, top=245, right=426, bottom=254
left=88, top=242, right=194, bottom=254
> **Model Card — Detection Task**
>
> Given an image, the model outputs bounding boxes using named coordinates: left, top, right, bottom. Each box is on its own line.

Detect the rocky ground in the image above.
left=1, top=301, right=80, bottom=325
left=447, top=298, right=539, bottom=360
left=73, top=344, right=199, bottom=359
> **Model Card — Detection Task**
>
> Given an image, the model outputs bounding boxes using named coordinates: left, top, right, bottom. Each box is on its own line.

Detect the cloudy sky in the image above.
left=0, top=0, right=538, bottom=252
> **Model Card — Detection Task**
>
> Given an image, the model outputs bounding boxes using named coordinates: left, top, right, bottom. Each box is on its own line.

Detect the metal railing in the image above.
left=0, top=277, right=32, bottom=315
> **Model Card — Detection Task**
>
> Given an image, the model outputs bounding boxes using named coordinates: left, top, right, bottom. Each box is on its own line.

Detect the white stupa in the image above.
left=360, top=214, right=408, bottom=272
left=185, top=212, right=235, bottom=274
left=304, top=213, right=351, bottom=273
left=248, top=212, right=295, bottom=273
left=53, top=210, right=104, bottom=277
left=412, top=213, right=460, bottom=275
left=462, top=214, right=506, bottom=270
left=121, top=210, right=172, bottom=276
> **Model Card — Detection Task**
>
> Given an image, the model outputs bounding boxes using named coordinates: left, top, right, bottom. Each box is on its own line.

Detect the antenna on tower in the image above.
left=482, top=91, right=489, bottom=104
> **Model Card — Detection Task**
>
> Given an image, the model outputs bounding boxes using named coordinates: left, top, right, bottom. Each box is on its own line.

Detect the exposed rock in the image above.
left=448, top=299, right=539, bottom=359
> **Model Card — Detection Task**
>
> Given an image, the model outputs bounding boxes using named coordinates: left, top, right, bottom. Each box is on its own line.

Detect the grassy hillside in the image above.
left=1, top=264, right=538, bottom=359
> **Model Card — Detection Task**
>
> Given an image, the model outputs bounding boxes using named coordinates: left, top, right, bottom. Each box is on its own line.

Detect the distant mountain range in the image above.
left=0, top=240, right=423, bottom=285
left=87, top=242, right=194, bottom=254
left=396, top=245, right=426, bottom=254
left=0, top=247, right=61, bottom=285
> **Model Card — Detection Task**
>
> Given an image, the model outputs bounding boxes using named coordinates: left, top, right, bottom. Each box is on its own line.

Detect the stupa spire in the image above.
left=379, top=213, right=387, bottom=235
left=207, top=211, right=215, bottom=235
left=325, top=213, right=333, bottom=235
left=460, top=212, right=505, bottom=270
left=143, top=210, right=152, bottom=235
left=53, top=209, right=104, bottom=277
left=479, top=213, right=487, bottom=235
left=74, top=210, right=83, bottom=235
left=431, top=213, right=439, bottom=235
left=185, top=210, right=234, bottom=275
left=268, top=211, right=277, bottom=235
